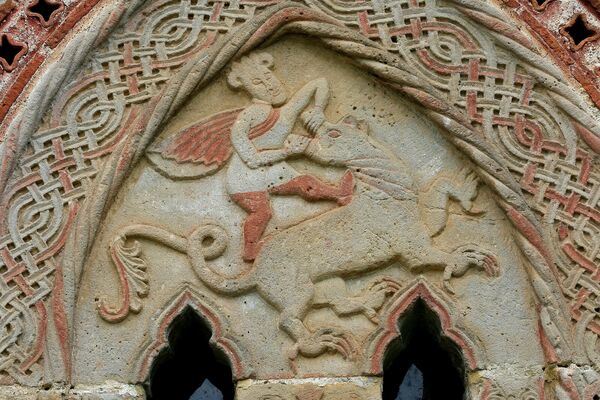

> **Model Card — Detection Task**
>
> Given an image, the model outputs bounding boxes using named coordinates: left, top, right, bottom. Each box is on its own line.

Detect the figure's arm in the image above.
left=238, top=79, right=329, bottom=150
left=231, top=110, right=297, bottom=169
left=311, top=77, right=329, bottom=110
left=280, top=78, right=329, bottom=125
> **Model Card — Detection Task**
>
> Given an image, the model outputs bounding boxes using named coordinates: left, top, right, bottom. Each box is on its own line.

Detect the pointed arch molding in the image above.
left=134, top=286, right=253, bottom=382
left=0, top=0, right=599, bottom=384
left=364, top=279, right=483, bottom=375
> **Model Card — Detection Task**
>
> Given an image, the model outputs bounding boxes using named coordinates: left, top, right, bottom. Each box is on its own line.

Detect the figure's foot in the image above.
left=291, top=327, right=356, bottom=361
left=330, top=277, right=401, bottom=323
left=336, top=170, right=355, bottom=206
left=269, top=172, right=354, bottom=206
left=231, top=191, right=272, bottom=262
left=242, top=246, right=256, bottom=263
left=443, top=245, right=499, bottom=293
left=241, top=239, right=264, bottom=262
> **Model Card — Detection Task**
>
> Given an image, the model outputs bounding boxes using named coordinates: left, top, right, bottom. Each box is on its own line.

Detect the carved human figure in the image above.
left=224, top=53, right=353, bottom=261
left=149, top=52, right=354, bottom=262
left=115, top=113, right=500, bottom=361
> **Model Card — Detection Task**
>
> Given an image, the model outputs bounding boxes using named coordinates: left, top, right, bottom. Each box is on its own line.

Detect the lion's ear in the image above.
left=227, top=69, right=243, bottom=89
left=342, top=115, right=359, bottom=127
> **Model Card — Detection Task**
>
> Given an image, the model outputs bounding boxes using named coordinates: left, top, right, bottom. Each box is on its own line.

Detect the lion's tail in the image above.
left=187, top=224, right=257, bottom=294
left=114, top=223, right=256, bottom=295
left=190, top=260, right=257, bottom=295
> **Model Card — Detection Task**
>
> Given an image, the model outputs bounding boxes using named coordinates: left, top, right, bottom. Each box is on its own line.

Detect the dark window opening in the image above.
left=0, top=34, right=25, bottom=72
left=146, top=307, right=235, bottom=400
left=382, top=299, right=467, bottom=400
left=28, top=0, right=63, bottom=25
left=562, top=14, right=599, bottom=48
left=531, top=0, right=550, bottom=9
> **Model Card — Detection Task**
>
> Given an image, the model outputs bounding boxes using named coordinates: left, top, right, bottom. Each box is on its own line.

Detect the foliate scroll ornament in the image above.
left=130, top=55, right=500, bottom=365
left=2, top=0, right=600, bottom=381
left=98, top=223, right=228, bottom=323
left=98, top=236, right=149, bottom=323
left=0, top=0, right=278, bottom=380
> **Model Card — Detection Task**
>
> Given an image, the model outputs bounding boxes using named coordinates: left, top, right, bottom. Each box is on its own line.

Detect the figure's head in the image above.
left=227, top=53, right=287, bottom=106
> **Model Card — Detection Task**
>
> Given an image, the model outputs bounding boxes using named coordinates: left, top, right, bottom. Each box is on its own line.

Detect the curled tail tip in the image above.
left=188, top=223, right=229, bottom=260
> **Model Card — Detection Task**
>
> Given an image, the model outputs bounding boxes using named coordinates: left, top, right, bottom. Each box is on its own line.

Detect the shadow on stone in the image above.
left=382, top=299, right=466, bottom=400
left=145, top=307, right=235, bottom=400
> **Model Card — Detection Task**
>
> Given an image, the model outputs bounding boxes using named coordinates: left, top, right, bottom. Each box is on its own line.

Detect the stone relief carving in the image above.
left=554, top=364, right=600, bottom=399
left=148, top=52, right=352, bottom=262
left=481, top=380, right=542, bottom=400
left=235, top=378, right=380, bottom=400
left=133, top=286, right=253, bottom=381
left=0, top=0, right=598, bottom=392
left=419, top=169, right=482, bottom=237
left=98, top=53, right=499, bottom=370
left=364, top=280, right=483, bottom=374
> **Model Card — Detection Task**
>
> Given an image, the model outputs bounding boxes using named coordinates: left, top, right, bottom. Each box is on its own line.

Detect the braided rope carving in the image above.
left=0, top=0, right=272, bottom=383
left=334, top=0, right=600, bottom=363
left=0, top=0, right=599, bottom=387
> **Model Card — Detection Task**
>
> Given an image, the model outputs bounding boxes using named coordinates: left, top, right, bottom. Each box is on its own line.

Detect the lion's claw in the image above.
left=443, top=245, right=499, bottom=293
left=293, top=328, right=356, bottom=361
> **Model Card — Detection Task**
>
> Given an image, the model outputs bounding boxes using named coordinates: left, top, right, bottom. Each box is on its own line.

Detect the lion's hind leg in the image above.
left=316, top=277, right=401, bottom=324
left=276, top=276, right=356, bottom=366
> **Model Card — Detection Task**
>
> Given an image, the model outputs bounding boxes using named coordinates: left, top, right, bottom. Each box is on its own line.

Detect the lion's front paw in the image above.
left=443, top=245, right=499, bottom=293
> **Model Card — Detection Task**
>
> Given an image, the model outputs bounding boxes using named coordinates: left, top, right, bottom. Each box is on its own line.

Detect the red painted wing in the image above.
left=158, top=108, right=243, bottom=167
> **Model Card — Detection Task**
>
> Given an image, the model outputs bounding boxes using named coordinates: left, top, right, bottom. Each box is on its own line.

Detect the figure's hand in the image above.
left=285, top=134, right=311, bottom=155
left=301, top=107, right=326, bottom=134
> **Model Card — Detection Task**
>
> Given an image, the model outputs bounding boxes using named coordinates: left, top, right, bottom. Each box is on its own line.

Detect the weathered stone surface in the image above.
left=0, top=0, right=15, bottom=23
left=0, top=0, right=600, bottom=398
left=236, top=377, right=382, bottom=400
left=75, top=35, right=543, bottom=383
left=0, top=382, right=144, bottom=400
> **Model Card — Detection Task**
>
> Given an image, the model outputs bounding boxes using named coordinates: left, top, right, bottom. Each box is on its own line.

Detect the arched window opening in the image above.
left=146, top=307, right=235, bottom=400
left=382, top=299, right=466, bottom=400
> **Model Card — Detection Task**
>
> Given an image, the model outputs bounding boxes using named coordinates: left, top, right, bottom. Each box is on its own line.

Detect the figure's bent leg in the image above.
left=269, top=170, right=354, bottom=206
left=230, top=191, right=272, bottom=262
left=276, top=275, right=355, bottom=363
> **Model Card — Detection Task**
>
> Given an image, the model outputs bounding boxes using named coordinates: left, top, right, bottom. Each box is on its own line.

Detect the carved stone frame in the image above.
left=0, top=1, right=598, bottom=397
